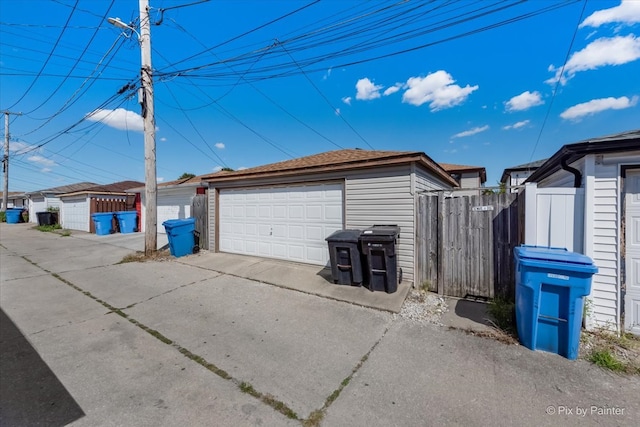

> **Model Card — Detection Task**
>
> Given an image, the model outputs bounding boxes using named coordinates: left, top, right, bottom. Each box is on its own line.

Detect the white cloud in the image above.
left=323, top=67, right=332, bottom=80
left=503, top=120, right=530, bottom=130
left=342, top=96, right=352, bottom=105
left=215, top=142, right=225, bottom=149
left=27, top=155, right=55, bottom=167
left=160, top=137, right=167, bottom=142
left=547, top=35, right=640, bottom=85
left=10, top=141, right=39, bottom=155
left=580, top=0, right=640, bottom=28
left=238, top=166, right=248, bottom=170
left=212, top=165, right=223, bottom=172
left=41, top=167, right=52, bottom=173
left=505, top=91, right=544, bottom=112
left=85, top=108, right=144, bottom=132
left=335, top=108, right=341, bottom=116
left=402, top=70, right=478, bottom=111
left=383, top=83, right=402, bottom=96
left=560, top=95, right=638, bottom=120
left=452, top=125, right=489, bottom=139
left=157, top=177, right=164, bottom=183
left=355, top=78, right=383, bottom=100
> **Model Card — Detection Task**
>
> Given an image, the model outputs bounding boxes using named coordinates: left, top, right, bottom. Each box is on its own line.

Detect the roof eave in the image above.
left=527, top=135, right=640, bottom=183
left=202, top=153, right=458, bottom=187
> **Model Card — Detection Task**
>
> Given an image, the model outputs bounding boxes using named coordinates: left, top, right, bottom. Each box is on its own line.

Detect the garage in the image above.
left=157, top=192, right=194, bottom=234
left=219, top=183, right=343, bottom=266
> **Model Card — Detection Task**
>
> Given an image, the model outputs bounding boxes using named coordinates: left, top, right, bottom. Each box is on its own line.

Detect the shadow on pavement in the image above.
left=0, top=308, right=84, bottom=426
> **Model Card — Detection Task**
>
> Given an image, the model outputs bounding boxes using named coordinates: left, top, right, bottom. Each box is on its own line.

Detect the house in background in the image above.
left=500, top=159, right=547, bottom=193
left=438, top=163, right=487, bottom=196
left=201, top=149, right=458, bottom=285
left=0, top=192, right=27, bottom=210
left=58, top=181, right=142, bottom=232
left=522, top=129, right=640, bottom=335
left=128, top=175, right=208, bottom=235
left=25, top=182, right=97, bottom=223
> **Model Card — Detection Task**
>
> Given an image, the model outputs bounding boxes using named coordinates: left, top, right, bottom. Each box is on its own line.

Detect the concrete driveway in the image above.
left=1, top=223, right=639, bottom=426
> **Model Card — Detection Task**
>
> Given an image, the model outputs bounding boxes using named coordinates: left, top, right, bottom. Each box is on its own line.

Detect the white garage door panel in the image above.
left=219, top=183, right=343, bottom=266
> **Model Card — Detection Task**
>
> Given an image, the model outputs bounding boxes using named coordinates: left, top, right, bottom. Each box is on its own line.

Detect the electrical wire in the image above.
left=5, top=0, right=79, bottom=110
left=277, top=40, right=374, bottom=150
left=528, top=0, right=588, bottom=162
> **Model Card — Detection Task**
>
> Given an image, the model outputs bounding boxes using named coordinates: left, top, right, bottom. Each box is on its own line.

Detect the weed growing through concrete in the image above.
left=118, top=250, right=172, bottom=264
left=487, top=297, right=515, bottom=334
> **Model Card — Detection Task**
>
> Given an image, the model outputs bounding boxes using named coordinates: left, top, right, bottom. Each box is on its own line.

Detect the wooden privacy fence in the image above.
left=191, top=194, right=209, bottom=250
left=89, top=196, right=136, bottom=234
left=416, top=192, right=520, bottom=299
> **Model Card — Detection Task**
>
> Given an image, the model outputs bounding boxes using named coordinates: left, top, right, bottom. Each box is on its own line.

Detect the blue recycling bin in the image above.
left=91, top=212, right=114, bottom=236
left=116, top=211, right=137, bottom=234
left=5, top=208, right=22, bottom=224
left=162, top=218, right=196, bottom=258
left=514, top=246, right=598, bottom=360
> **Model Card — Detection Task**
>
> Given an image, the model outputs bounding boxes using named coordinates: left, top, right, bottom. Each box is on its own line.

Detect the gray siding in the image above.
left=345, top=166, right=414, bottom=282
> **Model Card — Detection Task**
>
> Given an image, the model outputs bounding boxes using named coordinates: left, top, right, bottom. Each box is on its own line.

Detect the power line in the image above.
left=529, top=0, right=588, bottom=162
left=277, top=40, right=374, bottom=150
left=6, top=1, right=79, bottom=110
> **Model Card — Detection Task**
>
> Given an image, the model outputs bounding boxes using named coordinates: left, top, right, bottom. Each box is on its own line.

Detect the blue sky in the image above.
left=1, top=0, right=639, bottom=192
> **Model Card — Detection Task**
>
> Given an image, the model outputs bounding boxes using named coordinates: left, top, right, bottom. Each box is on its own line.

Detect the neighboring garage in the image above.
left=58, top=181, right=142, bottom=232
left=128, top=175, right=207, bottom=234
left=202, top=149, right=458, bottom=284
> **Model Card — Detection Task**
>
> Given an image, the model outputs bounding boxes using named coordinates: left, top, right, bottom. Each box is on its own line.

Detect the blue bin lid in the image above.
left=91, top=212, right=113, bottom=217
left=515, top=245, right=594, bottom=266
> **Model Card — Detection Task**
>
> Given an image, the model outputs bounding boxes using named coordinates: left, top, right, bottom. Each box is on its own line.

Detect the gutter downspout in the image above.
left=560, top=154, right=582, bottom=188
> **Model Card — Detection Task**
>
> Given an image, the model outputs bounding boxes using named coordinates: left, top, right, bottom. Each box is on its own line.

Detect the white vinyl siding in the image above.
left=140, top=187, right=195, bottom=233
left=534, top=150, right=640, bottom=332
left=157, top=189, right=194, bottom=234
left=61, top=196, right=90, bottom=232
left=589, top=162, right=619, bottom=328
left=29, top=196, right=46, bottom=223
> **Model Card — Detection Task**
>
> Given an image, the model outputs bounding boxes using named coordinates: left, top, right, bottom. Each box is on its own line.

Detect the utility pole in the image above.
left=139, top=0, right=157, bottom=255
left=2, top=111, right=21, bottom=212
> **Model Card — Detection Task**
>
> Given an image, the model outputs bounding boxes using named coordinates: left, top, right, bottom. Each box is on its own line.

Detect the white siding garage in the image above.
left=157, top=192, right=194, bottom=234
left=219, top=183, right=343, bottom=266
left=61, top=196, right=90, bottom=231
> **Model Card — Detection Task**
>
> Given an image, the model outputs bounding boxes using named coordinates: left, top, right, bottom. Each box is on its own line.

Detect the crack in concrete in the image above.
left=16, top=253, right=300, bottom=422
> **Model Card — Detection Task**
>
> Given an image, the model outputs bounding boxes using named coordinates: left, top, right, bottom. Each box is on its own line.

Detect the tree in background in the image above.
left=177, top=172, right=196, bottom=180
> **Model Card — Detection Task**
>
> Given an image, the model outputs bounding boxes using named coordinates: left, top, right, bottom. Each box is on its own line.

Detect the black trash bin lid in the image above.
left=361, top=225, right=399, bottom=237
left=326, top=229, right=362, bottom=242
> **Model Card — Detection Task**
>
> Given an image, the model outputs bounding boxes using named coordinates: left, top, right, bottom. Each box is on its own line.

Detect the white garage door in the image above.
left=219, top=183, right=343, bottom=266
left=61, top=197, right=89, bottom=231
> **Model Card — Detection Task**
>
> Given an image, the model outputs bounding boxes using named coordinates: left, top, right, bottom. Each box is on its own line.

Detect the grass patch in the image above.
left=35, top=224, right=62, bottom=232
left=118, top=250, right=172, bottom=264
left=589, top=349, right=625, bottom=372
left=581, top=329, right=640, bottom=375
left=487, top=297, right=515, bottom=333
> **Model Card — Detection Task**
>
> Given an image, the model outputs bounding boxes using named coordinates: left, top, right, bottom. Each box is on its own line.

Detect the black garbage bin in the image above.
left=36, top=211, right=58, bottom=226
left=326, top=229, right=364, bottom=285
left=360, top=225, right=401, bottom=293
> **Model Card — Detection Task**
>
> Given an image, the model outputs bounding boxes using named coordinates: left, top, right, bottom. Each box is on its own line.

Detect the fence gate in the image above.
left=191, top=194, right=208, bottom=250
left=416, top=192, right=520, bottom=299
